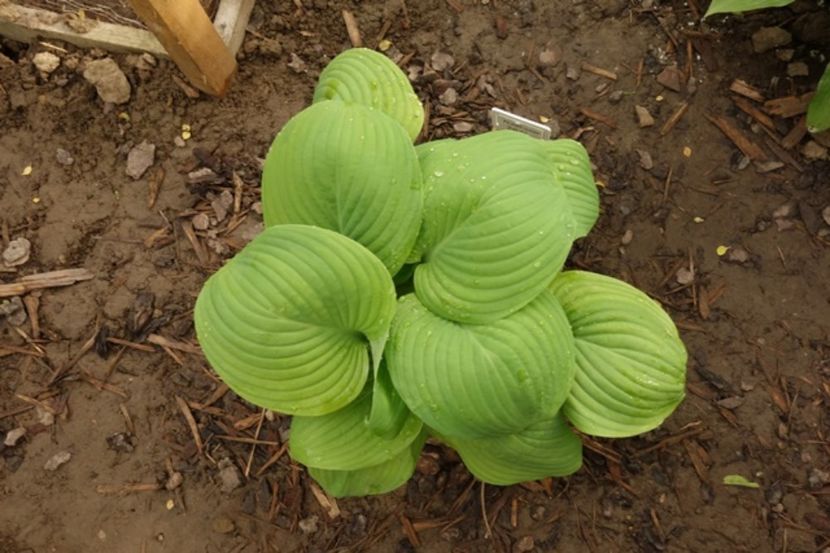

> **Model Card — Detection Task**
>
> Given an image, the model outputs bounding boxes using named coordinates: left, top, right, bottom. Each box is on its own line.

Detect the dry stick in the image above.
left=107, top=337, right=155, bottom=352
left=341, top=10, right=362, bottom=47
left=217, top=435, right=280, bottom=446
left=120, top=403, right=136, bottom=435
left=660, top=101, right=689, bottom=136
left=0, top=405, right=34, bottom=420
left=23, top=293, right=40, bottom=338
left=0, top=344, right=43, bottom=357
left=581, top=62, right=617, bottom=81
left=48, top=324, right=99, bottom=385
left=480, top=482, right=492, bottom=539
left=730, top=79, right=765, bottom=103
left=176, top=396, right=204, bottom=454
left=0, top=268, right=94, bottom=298
left=81, top=368, right=129, bottom=398
left=96, top=483, right=161, bottom=495
left=147, top=334, right=202, bottom=355
left=733, top=96, right=775, bottom=130
left=255, top=443, right=288, bottom=477
left=103, top=346, right=127, bottom=382
left=580, top=107, right=617, bottom=129
left=244, top=409, right=266, bottom=478
left=705, top=113, right=767, bottom=160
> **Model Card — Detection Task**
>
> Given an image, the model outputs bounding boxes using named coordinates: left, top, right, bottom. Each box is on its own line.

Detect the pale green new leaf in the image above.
left=704, top=0, right=794, bottom=17
left=542, top=139, right=599, bottom=238
left=290, top=387, right=423, bottom=471
left=261, top=100, right=422, bottom=275
left=413, top=131, right=576, bottom=323
left=194, top=225, right=396, bottom=416
left=550, top=271, right=687, bottom=438
left=807, top=63, right=830, bottom=133
left=313, top=48, right=424, bottom=141
left=387, top=292, right=576, bottom=439
left=439, top=415, right=582, bottom=485
left=309, top=431, right=427, bottom=497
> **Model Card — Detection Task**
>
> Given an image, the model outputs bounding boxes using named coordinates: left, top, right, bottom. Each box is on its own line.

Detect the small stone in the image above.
left=636, top=149, right=654, bottom=170
left=453, top=121, right=474, bottom=133
left=754, top=160, right=784, bottom=173
left=515, top=535, right=535, bottom=552
left=298, top=515, right=319, bottom=534
left=3, top=427, right=26, bottom=447
left=211, top=515, right=235, bottom=534
left=174, top=136, right=187, bottom=148
left=726, top=246, right=750, bottom=263
left=776, top=218, right=796, bottom=232
left=676, top=267, right=695, bottom=285
left=608, top=90, right=623, bottom=104
left=287, top=53, right=306, bottom=73
left=36, top=406, right=54, bottom=426
left=776, top=49, right=795, bottom=62
left=635, top=105, right=655, bottom=127
left=656, top=65, right=683, bottom=92
left=431, top=51, right=454, bottom=72
left=439, top=87, right=458, bottom=105
left=83, top=58, right=131, bottom=104
left=125, top=141, right=155, bottom=180
left=56, top=148, right=74, bottom=166
left=192, top=213, right=210, bottom=231
left=620, top=229, right=634, bottom=245
left=188, top=167, right=218, bottom=184
left=212, top=190, right=233, bottom=222
left=538, top=48, right=560, bottom=66
left=165, top=471, right=183, bottom=491
left=808, top=468, right=830, bottom=489
left=717, top=396, right=744, bottom=409
left=802, top=141, right=828, bottom=161
left=44, top=450, right=72, bottom=471
left=33, top=52, right=60, bottom=74
left=217, top=458, right=242, bottom=493
left=773, top=201, right=797, bottom=219
left=565, top=65, right=580, bottom=80
left=752, top=27, right=792, bottom=53
left=821, top=206, right=830, bottom=226
left=2, top=237, right=31, bottom=267
left=787, top=62, right=809, bottom=77
left=0, top=296, right=25, bottom=325
left=106, top=432, right=135, bottom=453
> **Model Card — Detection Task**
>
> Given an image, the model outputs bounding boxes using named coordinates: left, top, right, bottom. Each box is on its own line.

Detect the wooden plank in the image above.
left=128, top=0, right=237, bottom=96
left=0, top=3, right=166, bottom=56
left=213, top=0, right=254, bottom=56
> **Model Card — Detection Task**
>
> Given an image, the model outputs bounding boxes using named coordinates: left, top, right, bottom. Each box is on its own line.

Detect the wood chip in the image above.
left=147, top=334, right=203, bottom=355
left=0, top=268, right=94, bottom=298
left=660, top=101, right=689, bottom=136
left=400, top=515, right=421, bottom=547
left=581, top=62, right=617, bottom=81
left=729, top=79, right=764, bottom=103
left=733, top=96, right=775, bottom=130
left=175, top=395, right=203, bottom=454
left=309, top=482, right=340, bottom=519
left=764, top=93, right=814, bottom=118
left=180, top=219, right=208, bottom=265
left=580, top=107, right=617, bottom=129
left=96, top=483, right=162, bottom=495
left=781, top=117, right=808, bottom=150
left=705, top=113, right=767, bottom=160
left=147, top=166, right=165, bottom=209
left=656, top=65, right=683, bottom=92
left=635, top=105, right=655, bottom=128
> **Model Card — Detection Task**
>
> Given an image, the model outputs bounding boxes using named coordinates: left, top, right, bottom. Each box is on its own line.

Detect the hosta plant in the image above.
left=194, top=48, right=688, bottom=497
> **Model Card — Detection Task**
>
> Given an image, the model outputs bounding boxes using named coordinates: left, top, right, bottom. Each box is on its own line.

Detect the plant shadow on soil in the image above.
left=1, top=1, right=829, bottom=552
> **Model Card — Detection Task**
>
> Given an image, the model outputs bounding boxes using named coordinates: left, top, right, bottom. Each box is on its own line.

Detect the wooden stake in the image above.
left=128, top=0, right=237, bottom=96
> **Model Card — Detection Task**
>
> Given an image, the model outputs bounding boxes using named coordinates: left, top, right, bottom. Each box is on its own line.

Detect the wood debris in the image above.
left=705, top=114, right=767, bottom=160
left=581, top=62, right=617, bottom=81
left=729, top=79, right=764, bottom=103
left=0, top=268, right=94, bottom=298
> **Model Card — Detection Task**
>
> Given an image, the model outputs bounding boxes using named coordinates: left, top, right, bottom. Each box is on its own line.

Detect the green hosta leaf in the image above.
left=704, top=0, right=794, bottom=17
left=261, top=100, right=422, bottom=275
left=194, top=225, right=396, bottom=416
left=550, top=271, right=687, bottom=438
left=542, top=139, right=599, bottom=238
left=309, top=430, right=427, bottom=497
left=807, top=64, right=830, bottom=133
left=413, top=131, right=576, bottom=323
left=313, top=48, right=424, bottom=141
left=439, top=415, right=582, bottom=485
left=387, top=292, right=576, bottom=439
left=290, top=387, right=423, bottom=471
left=366, top=361, right=410, bottom=439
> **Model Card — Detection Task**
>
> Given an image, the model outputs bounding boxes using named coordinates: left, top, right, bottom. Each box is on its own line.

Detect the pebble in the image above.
left=776, top=48, right=795, bottom=62
left=808, top=468, right=830, bottom=489
left=106, top=432, right=135, bottom=453
left=787, top=62, right=809, bottom=77
left=0, top=296, right=26, bottom=326
left=752, top=27, right=792, bottom=53
left=192, top=213, right=210, bottom=231
left=83, top=58, right=131, bottom=104
left=676, top=267, right=695, bottom=285
left=636, top=149, right=654, bottom=170
left=44, top=450, right=72, bottom=471
left=217, top=458, right=242, bottom=493
left=430, top=51, right=454, bottom=72
left=608, top=90, right=624, bottom=104
left=211, top=515, right=235, bottom=534
left=33, top=52, right=60, bottom=75
left=620, top=229, right=634, bottom=245
left=726, top=246, right=750, bottom=264
left=287, top=53, right=306, bottom=73
left=515, top=536, right=535, bottom=552
left=125, top=140, right=155, bottom=180
left=55, top=148, right=74, bottom=166
left=822, top=206, right=830, bottom=226
left=565, top=65, right=580, bottom=80
left=634, top=105, right=655, bottom=127
left=538, top=48, right=560, bottom=66
left=773, top=200, right=797, bottom=220
left=3, top=427, right=26, bottom=447
left=165, top=471, right=183, bottom=491
left=298, top=515, right=319, bottom=534
left=2, top=237, right=31, bottom=267
left=188, top=167, right=218, bottom=185
left=211, top=190, right=234, bottom=222
left=453, top=121, right=474, bottom=133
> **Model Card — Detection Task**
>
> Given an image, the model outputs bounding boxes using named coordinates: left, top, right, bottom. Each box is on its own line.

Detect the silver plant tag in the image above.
left=489, top=107, right=551, bottom=140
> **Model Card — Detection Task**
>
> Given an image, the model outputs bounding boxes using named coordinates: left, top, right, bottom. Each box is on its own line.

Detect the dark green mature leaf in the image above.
left=290, top=388, right=422, bottom=471
left=313, top=48, right=425, bottom=140
left=807, top=63, right=830, bottom=133
left=261, top=100, right=422, bottom=275
left=194, top=225, right=396, bottom=416
left=704, top=0, right=794, bottom=17
left=439, top=414, right=582, bottom=485
left=387, top=292, right=576, bottom=439
left=309, top=431, right=427, bottom=497
left=413, top=131, right=576, bottom=323
left=550, top=271, right=687, bottom=438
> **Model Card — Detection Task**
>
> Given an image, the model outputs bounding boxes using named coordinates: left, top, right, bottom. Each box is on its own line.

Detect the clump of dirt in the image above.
left=1, top=1, right=829, bottom=552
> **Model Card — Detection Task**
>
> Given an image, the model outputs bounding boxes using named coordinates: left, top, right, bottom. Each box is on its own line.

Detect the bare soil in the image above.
left=1, top=1, right=830, bottom=552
